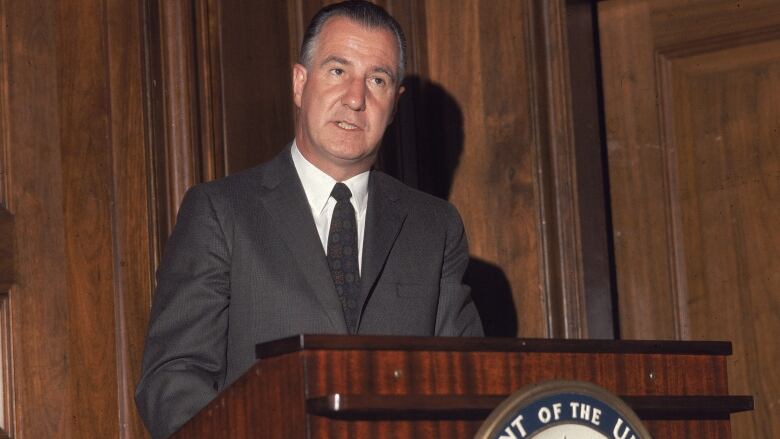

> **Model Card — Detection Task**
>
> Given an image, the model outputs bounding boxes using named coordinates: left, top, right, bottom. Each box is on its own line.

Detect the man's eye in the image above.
left=330, top=68, right=344, bottom=76
left=370, top=77, right=386, bottom=87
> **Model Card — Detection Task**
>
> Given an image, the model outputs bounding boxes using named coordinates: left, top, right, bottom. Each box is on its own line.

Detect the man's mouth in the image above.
left=336, top=121, right=360, bottom=131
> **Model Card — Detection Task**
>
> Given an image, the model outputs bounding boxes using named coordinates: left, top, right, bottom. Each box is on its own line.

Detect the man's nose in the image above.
left=342, top=78, right=366, bottom=111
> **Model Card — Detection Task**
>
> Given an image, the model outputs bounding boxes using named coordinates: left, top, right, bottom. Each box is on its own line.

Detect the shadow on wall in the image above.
left=390, top=76, right=518, bottom=337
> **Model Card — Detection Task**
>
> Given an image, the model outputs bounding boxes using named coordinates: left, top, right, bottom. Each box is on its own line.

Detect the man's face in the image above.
left=293, top=17, right=403, bottom=180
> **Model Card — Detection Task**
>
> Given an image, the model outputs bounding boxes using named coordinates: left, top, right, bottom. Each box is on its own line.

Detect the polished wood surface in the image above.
left=176, top=335, right=741, bottom=438
left=300, top=350, right=728, bottom=398
left=59, top=0, right=121, bottom=435
left=306, top=349, right=732, bottom=438
left=0, top=209, right=12, bottom=288
left=307, top=393, right=752, bottom=419
left=0, top=296, right=10, bottom=439
left=599, top=0, right=780, bottom=436
left=147, top=0, right=200, bottom=246
left=2, top=1, right=72, bottom=437
left=0, top=210, right=9, bottom=437
left=107, top=1, right=157, bottom=437
left=256, top=334, right=732, bottom=358
left=172, top=350, right=308, bottom=438
left=0, top=43, right=10, bottom=435
left=307, top=394, right=505, bottom=419
left=0, top=0, right=154, bottom=437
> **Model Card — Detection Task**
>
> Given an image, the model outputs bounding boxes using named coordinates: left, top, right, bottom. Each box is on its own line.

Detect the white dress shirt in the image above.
left=291, top=142, right=369, bottom=273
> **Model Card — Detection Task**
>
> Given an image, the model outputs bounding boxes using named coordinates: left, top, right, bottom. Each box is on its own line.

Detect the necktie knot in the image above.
left=331, top=182, right=352, bottom=202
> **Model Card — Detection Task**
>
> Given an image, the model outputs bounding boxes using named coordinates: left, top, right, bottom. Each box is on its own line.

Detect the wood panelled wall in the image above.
left=0, top=0, right=153, bottom=437
left=599, top=0, right=780, bottom=436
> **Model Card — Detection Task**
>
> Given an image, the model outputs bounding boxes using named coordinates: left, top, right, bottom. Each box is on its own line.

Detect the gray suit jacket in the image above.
left=135, top=147, right=483, bottom=438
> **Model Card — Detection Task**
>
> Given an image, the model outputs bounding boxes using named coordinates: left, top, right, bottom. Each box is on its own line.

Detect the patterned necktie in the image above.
left=327, top=182, right=361, bottom=334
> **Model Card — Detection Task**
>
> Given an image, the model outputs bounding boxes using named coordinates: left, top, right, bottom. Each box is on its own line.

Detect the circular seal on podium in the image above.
left=475, top=380, right=653, bottom=439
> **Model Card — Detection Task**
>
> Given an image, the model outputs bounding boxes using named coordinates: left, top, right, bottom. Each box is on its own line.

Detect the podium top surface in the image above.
left=255, top=334, right=731, bottom=359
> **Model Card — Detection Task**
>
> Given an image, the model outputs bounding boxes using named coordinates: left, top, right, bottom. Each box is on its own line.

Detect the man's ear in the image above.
left=292, top=63, right=308, bottom=108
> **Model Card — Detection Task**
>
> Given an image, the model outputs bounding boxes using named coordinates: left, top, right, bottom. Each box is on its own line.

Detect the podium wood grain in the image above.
left=172, top=336, right=744, bottom=438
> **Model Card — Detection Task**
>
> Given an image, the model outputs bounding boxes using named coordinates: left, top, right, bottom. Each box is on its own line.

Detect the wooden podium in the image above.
left=172, top=335, right=751, bottom=438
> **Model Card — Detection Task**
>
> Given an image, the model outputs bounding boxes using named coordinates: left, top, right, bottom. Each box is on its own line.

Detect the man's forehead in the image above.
left=313, top=17, right=399, bottom=64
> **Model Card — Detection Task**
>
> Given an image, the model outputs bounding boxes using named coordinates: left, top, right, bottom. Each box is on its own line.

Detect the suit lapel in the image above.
left=258, top=149, right=347, bottom=333
left=358, top=173, right=407, bottom=329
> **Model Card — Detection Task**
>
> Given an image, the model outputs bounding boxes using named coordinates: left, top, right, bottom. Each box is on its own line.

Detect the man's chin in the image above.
left=324, top=144, right=376, bottom=163
left=332, top=154, right=375, bottom=169
left=328, top=151, right=378, bottom=175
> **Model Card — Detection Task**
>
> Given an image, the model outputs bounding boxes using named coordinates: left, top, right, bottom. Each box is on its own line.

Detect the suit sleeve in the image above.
left=135, top=185, right=231, bottom=439
left=434, top=204, right=484, bottom=337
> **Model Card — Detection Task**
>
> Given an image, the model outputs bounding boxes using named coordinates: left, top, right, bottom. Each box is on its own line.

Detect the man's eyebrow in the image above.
left=320, top=55, right=351, bottom=67
left=320, top=55, right=397, bottom=84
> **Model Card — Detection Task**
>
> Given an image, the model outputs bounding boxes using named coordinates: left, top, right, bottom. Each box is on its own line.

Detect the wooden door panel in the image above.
left=599, top=1, right=780, bottom=436
left=671, top=42, right=780, bottom=439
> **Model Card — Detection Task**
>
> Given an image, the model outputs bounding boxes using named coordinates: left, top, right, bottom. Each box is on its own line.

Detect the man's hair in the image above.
left=299, top=0, right=407, bottom=84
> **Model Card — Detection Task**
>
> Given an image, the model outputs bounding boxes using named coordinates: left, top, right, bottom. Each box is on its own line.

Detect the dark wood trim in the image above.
left=140, top=0, right=162, bottom=277
left=563, top=0, right=617, bottom=339
left=0, top=0, right=12, bottom=300
left=194, top=0, right=226, bottom=182
left=256, top=334, right=732, bottom=359
left=0, top=6, right=6, bottom=211
left=0, top=0, right=8, bottom=209
left=0, top=208, right=12, bottom=286
left=107, top=0, right=158, bottom=436
left=1, top=1, right=70, bottom=436
left=286, top=0, right=304, bottom=66
left=147, top=0, right=200, bottom=248
left=307, top=394, right=502, bottom=420
left=307, top=393, right=753, bottom=420
left=529, top=0, right=588, bottom=338
left=530, top=0, right=620, bottom=340
left=621, top=395, right=753, bottom=420
left=0, top=294, right=12, bottom=438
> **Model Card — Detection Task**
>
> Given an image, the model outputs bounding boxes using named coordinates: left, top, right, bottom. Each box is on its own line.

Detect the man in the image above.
left=135, top=1, right=482, bottom=438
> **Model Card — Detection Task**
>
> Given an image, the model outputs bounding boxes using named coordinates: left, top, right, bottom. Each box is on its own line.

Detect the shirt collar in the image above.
left=291, top=141, right=369, bottom=215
